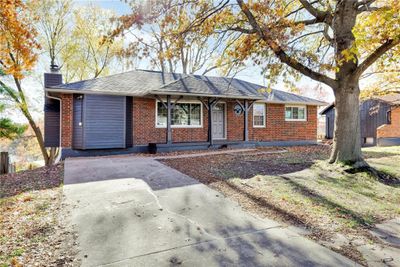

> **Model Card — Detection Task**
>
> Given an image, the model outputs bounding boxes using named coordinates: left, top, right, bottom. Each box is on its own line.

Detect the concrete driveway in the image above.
left=63, top=156, right=356, bottom=267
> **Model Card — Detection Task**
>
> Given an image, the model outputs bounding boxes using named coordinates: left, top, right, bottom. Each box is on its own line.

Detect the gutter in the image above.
left=45, top=92, right=62, bottom=163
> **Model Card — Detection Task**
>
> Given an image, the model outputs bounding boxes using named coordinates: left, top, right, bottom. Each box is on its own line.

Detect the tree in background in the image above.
left=32, top=1, right=124, bottom=83
left=111, top=0, right=238, bottom=75
left=62, top=5, right=124, bottom=82
left=0, top=0, right=55, bottom=165
left=0, top=104, right=26, bottom=140
left=136, top=0, right=399, bottom=166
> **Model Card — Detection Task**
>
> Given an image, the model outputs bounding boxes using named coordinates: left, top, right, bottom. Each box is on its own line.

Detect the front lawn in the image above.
left=160, top=145, right=400, bottom=265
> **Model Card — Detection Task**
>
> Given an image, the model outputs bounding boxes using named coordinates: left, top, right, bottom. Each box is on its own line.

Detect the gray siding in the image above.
left=44, top=112, right=60, bottom=147
left=83, top=95, right=126, bottom=149
left=324, top=99, right=391, bottom=145
left=73, top=95, right=84, bottom=149
left=44, top=98, right=60, bottom=147
left=324, top=107, right=335, bottom=139
left=360, top=99, right=391, bottom=143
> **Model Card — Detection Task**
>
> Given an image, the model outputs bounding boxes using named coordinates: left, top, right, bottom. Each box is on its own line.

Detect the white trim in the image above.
left=155, top=99, right=203, bottom=128
left=253, top=103, right=266, bottom=128
left=285, top=105, right=307, bottom=121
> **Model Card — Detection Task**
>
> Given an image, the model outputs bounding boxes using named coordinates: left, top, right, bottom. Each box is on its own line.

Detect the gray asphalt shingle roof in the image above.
left=46, top=69, right=326, bottom=105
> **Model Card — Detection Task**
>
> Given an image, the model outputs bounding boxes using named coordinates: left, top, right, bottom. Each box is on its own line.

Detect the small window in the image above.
left=253, top=103, right=266, bottom=127
left=156, top=101, right=202, bottom=128
left=285, top=106, right=307, bottom=121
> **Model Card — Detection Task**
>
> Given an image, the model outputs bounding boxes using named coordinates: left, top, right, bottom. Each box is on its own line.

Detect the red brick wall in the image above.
left=133, top=97, right=208, bottom=145
left=132, top=98, right=317, bottom=145
left=226, top=101, right=245, bottom=141
left=249, top=104, right=317, bottom=141
left=60, top=95, right=317, bottom=148
left=377, top=107, right=400, bottom=138
left=61, top=94, right=73, bottom=148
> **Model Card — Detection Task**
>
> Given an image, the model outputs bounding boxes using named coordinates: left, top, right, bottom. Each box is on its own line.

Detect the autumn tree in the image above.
left=0, top=0, right=57, bottom=165
left=32, top=1, right=124, bottom=83
left=136, top=0, right=399, bottom=165
left=112, top=0, right=237, bottom=75
left=59, top=5, right=124, bottom=82
left=29, top=0, right=72, bottom=69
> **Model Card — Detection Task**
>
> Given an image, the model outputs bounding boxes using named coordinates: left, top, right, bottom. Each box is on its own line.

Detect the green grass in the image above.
left=236, top=160, right=400, bottom=232
left=363, top=146, right=400, bottom=178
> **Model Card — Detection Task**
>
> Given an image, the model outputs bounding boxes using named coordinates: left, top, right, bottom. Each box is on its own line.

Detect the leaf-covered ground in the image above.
left=160, top=145, right=400, bottom=265
left=0, top=163, right=79, bottom=267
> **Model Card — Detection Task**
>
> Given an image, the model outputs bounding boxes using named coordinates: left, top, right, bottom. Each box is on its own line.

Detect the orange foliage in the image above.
left=0, top=0, right=40, bottom=79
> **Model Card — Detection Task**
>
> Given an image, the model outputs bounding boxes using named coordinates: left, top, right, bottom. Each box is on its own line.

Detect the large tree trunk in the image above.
left=329, top=83, right=363, bottom=164
left=329, top=0, right=363, bottom=165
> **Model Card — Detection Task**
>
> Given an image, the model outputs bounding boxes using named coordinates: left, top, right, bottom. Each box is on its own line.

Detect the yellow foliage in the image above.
left=0, top=0, right=40, bottom=79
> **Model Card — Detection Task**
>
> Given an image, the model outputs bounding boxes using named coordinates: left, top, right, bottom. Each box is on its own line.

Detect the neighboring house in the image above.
left=44, top=67, right=326, bottom=158
left=320, top=94, right=400, bottom=146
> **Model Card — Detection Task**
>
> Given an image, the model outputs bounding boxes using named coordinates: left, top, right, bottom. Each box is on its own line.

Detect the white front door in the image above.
left=212, top=103, right=225, bottom=139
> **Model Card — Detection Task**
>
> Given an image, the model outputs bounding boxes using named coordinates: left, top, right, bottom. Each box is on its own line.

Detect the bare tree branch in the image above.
left=299, top=0, right=329, bottom=20
left=236, top=0, right=337, bottom=88
left=355, top=39, right=400, bottom=78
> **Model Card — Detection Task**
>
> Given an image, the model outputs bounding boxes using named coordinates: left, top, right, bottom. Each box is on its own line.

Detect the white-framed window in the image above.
left=253, top=103, right=266, bottom=127
left=156, top=101, right=203, bottom=128
left=285, top=105, right=307, bottom=121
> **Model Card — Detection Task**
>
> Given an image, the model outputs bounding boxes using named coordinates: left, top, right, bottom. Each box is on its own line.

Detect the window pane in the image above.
left=298, top=108, right=305, bottom=119
left=292, top=107, right=299, bottom=119
left=253, top=104, right=265, bottom=126
left=157, top=102, right=167, bottom=126
left=172, top=103, right=190, bottom=125
left=190, top=104, right=201, bottom=125
left=285, top=107, right=292, bottom=119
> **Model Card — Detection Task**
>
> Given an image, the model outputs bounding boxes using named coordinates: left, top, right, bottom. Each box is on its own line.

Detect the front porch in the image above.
left=154, top=94, right=258, bottom=147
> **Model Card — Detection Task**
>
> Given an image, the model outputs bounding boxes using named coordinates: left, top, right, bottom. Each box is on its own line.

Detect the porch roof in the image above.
left=46, top=69, right=327, bottom=106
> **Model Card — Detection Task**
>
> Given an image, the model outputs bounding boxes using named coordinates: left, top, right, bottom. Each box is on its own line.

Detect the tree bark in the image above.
left=329, top=0, right=364, bottom=165
left=330, top=83, right=363, bottom=164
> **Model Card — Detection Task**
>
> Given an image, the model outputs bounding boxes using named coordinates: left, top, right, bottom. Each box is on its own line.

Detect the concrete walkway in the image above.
left=63, top=156, right=357, bottom=267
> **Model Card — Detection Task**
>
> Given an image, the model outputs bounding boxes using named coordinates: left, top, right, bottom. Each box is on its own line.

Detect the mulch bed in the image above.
left=161, top=145, right=331, bottom=183
left=0, top=163, right=63, bottom=198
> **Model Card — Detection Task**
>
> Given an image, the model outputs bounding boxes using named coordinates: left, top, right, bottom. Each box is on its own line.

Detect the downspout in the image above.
left=45, top=92, right=62, bottom=163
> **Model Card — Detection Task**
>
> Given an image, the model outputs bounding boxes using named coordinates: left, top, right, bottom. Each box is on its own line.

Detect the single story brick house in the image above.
left=44, top=68, right=326, bottom=158
left=320, top=94, right=400, bottom=146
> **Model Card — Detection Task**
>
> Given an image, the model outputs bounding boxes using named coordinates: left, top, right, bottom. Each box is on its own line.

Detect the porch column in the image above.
left=166, top=95, right=172, bottom=144
left=244, top=100, right=249, bottom=142
left=208, top=98, right=213, bottom=146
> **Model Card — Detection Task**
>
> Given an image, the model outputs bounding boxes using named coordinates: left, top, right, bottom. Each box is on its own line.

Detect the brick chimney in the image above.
left=44, top=64, right=62, bottom=87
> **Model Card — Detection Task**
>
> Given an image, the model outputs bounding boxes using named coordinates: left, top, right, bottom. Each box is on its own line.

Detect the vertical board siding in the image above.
left=44, top=98, right=60, bottom=147
left=126, top=96, right=133, bottom=147
left=83, top=95, right=126, bottom=149
left=325, top=108, right=335, bottom=139
left=73, top=95, right=84, bottom=149
left=326, top=100, right=391, bottom=143
left=360, top=100, right=391, bottom=142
